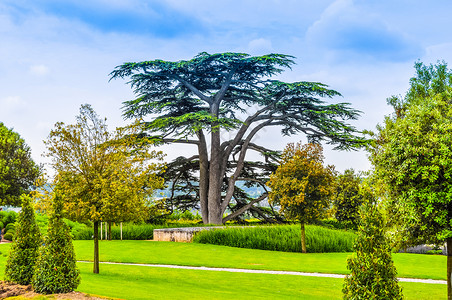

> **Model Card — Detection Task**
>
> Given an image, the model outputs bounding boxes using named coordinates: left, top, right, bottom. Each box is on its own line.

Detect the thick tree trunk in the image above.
left=207, top=145, right=223, bottom=224
left=93, top=221, right=99, bottom=274
left=301, top=223, right=307, bottom=253
left=448, top=238, right=452, bottom=300
left=207, top=104, right=223, bottom=224
left=197, top=130, right=209, bottom=224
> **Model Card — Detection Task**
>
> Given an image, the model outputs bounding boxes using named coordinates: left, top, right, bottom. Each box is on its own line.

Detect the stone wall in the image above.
left=153, top=227, right=224, bottom=242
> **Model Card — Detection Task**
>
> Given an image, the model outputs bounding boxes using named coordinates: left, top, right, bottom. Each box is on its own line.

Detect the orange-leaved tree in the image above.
left=267, top=142, right=335, bottom=253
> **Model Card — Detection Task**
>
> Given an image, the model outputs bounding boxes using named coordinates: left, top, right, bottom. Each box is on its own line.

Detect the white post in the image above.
left=100, top=222, right=103, bottom=240
left=120, top=222, right=123, bottom=240
left=105, top=222, right=107, bottom=240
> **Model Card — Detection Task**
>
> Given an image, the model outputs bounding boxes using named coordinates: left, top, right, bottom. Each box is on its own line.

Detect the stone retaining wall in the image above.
left=153, top=227, right=224, bottom=242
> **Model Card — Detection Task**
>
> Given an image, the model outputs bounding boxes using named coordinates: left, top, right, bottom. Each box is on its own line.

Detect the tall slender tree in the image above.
left=110, top=52, right=366, bottom=224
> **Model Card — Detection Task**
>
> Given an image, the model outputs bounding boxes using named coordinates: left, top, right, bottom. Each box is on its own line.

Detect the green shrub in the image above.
left=4, top=195, right=42, bottom=285
left=0, top=211, right=7, bottom=221
left=0, top=221, right=4, bottom=229
left=343, top=204, right=403, bottom=299
left=3, top=232, right=13, bottom=241
left=426, top=249, right=443, bottom=255
left=33, top=195, right=80, bottom=294
left=193, top=225, right=356, bottom=253
left=166, top=210, right=202, bottom=221
left=5, top=222, right=15, bottom=232
left=3, top=211, right=18, bottom=225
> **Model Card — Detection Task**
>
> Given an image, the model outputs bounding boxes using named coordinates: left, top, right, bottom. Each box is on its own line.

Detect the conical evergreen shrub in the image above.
left=32, top=195, right=80, bottom=294
left=343, top=204, right=403, bottom=299
left=5, top=195, right=42, bottom=284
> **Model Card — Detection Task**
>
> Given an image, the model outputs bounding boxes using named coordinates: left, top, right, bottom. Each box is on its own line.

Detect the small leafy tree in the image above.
left=44, top=104, right=165, bottom=273
left=333, top=169, right=364, bottom=229
left=343, top=203, right=403, bottom=299
left=267, top=142, right=335, bottom=253
left=0, top=123, right=40, bottom=206
left=4, top=195, right=42, bottom=284
left=33, top=194, right=80, bottom=294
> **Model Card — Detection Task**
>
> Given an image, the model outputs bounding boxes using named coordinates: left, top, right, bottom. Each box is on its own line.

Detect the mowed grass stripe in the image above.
left=72, top=240, right=446, bottom=280
left=76, top=262, right=446, bottom=300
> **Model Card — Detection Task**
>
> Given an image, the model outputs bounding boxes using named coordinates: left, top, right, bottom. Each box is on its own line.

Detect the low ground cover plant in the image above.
left=193, top=224, right=357, bottom=253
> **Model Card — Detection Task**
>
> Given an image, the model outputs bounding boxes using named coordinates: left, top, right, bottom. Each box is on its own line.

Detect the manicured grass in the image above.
left=72, top=240, right=447, bottom=280
left=0, top=242, right=447, bottom=299
left=74, top=240, right=351, bottom=275
left=77, top=262, right=446, bottom=300
left=77, top=262, right=345, bottom=300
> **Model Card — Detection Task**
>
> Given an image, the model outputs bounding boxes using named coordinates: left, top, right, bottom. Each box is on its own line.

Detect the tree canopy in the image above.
left=43, top=104, right=165, bottom=273
left=110, top=52, right=366, bottom=224
left=370, top=60, right=452, bottom=299
left=332, top=169, right=364, bottom=228
left=0, top=123, right=40, bottom=206
left=267, top=142, right=335, bottom=252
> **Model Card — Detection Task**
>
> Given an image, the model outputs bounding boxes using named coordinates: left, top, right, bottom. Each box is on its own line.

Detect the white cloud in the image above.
left=29, top=64, right=49, bottom=76
left=247, top=38, right=273, bottom=54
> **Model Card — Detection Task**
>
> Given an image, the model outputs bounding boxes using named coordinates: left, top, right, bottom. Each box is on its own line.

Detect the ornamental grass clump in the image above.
left=343, top=204, right=402, bottom=299
left=5, top=195, right=42, bottom=285
left=33, top=195, right=80, bottom=294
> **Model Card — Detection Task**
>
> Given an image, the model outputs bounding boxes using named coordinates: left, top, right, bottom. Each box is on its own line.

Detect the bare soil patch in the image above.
left=0, top=281, right=116, bottom=299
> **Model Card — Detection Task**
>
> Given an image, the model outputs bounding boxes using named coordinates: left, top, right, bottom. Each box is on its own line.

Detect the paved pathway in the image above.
left=78, top=261, right=446, bottom=285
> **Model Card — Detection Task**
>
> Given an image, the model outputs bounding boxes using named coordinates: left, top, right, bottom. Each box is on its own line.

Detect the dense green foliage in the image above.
left=0, top=123, right=40, bottom=206
left=0, top=210, right=18, bottom=240
left=372, top=61, right=452, bottom=245
left=4, top=195, right=42, bottom=284
left=371, top=61, right=452, bottom=298
left=193, top=225, right=356, bottom=253
left=343, top=204, right=403, bottom=299
left=111, top=52, right=366, bottom=224
left=33, top=196, right=80, bottom=294
left=332, top=169, right=364, bottom=228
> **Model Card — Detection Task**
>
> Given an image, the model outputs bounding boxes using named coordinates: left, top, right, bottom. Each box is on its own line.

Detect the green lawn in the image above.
left=0, top=241, right=447, bottom=299
left=72, top=240, right=446, bottom=280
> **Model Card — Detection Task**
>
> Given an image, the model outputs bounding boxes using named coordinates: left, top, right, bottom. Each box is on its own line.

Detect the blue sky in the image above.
left=1, top=0, right=452, bottom=172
